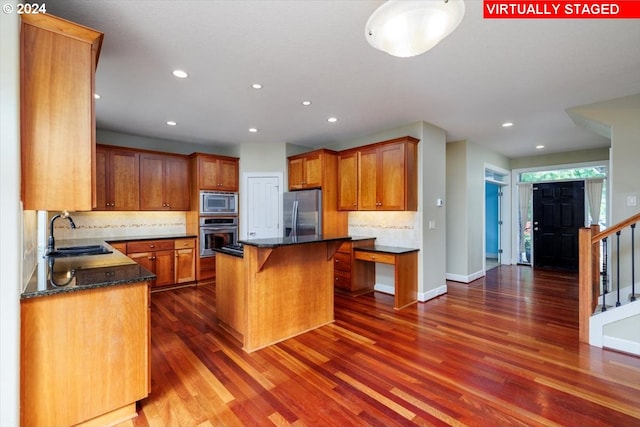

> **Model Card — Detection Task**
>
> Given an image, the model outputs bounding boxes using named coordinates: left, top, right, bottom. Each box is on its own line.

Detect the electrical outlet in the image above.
left=627, top=195, right=638, bottom=207
left=428, top=220, right=436, bottom=229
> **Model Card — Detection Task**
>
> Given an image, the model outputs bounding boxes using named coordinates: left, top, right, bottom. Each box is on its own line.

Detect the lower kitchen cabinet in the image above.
left=127, top=240, right=176, bottom=288
left=174, top=238, right=196, bottom=284
left=199, top=256, right=216, bottom=284
left=21, top=282, right=150, bottom=427
left=334, top=238, right=376, bottom=294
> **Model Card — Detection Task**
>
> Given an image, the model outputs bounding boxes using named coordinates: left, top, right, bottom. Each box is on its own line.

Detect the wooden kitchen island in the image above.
left=215, top=235, right=350, bottom=352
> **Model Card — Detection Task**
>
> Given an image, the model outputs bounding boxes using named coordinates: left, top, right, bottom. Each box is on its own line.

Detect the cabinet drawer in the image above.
left=354, top=250, right=396, bottom=265
left=334, top=270, right=351, bottom=290
left=333, top=252, right=351, bottom=272
left=174, top=238, right=196, bottom=249
left=127, top=240, right=174, bottom=253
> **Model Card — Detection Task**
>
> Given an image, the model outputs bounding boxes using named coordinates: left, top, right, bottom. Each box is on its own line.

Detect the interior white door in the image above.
left=245, top=174, right=281, bottom=239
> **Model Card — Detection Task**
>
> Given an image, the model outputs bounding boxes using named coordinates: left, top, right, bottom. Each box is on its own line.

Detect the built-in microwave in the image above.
left=200, top=191, right=238, bottom=216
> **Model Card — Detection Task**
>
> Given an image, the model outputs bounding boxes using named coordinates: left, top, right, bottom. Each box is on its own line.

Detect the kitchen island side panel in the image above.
left=243, top=242, right=334, bottom=352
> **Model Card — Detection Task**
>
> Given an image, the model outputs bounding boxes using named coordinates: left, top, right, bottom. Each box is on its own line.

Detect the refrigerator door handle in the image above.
left=291, top=200, right=299, bottom=238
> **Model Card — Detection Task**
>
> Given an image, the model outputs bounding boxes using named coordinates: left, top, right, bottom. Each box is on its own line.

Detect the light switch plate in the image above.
left=627, top=195, right=638, bottom=207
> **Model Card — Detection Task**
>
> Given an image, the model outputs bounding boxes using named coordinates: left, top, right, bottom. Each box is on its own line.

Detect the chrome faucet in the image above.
left=47, top=211, right=76, bottom=255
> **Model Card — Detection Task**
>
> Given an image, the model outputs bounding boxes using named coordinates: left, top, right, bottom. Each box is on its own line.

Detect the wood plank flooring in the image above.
left=118, top=266, right=640, bottom=427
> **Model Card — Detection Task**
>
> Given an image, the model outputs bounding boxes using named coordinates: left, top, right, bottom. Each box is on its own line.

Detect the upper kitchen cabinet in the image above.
left=194, top=153, right=239, bottom=191
left=21, top=13, right=103, bottom=211
left=140, top=153, right=190, bottom=211
left=287, top=149, right=330, bottom=190
left=337, top=150, right=358, bottom=211
left=95, top=145, right=139, bottom=211
left=356, top=136, right=419, bottom=211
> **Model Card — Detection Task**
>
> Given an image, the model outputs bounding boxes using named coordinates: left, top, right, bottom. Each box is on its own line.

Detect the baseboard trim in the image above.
left=446, top=270, right=485, bottom=283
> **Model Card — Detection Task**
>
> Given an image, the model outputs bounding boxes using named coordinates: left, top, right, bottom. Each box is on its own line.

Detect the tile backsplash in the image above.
left=51, top=211, right=187, bottom=240
left=348, top=211, right=421, bottom=248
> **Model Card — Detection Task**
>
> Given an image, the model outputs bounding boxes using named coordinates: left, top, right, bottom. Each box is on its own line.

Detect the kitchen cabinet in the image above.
left=199, top=256, right=216, bottom=285
left=127, top=240, right=175, bottom=288
left=287, top=150, right=325, bottom=189
left=287, top=149, right=348, bottom=235
left=21, top=282, right=149, bottom=427
left=333, top=239, right=376, bottom=294
left=195, top=153, right=239, bottom=191
left=95, top=145, right=140, bottom=210
left=20, top=13, right=103, bottom=211
left=140, top=153, right=190, bottom=210
left=356, top=136, right=419, bottom=211
left=337, top=150, right=358, bottom=211
left=174, top=238, right=197, bottom=284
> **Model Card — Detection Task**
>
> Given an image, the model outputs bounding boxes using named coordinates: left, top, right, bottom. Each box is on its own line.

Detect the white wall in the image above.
left=0, top=5, right=21, bottom=425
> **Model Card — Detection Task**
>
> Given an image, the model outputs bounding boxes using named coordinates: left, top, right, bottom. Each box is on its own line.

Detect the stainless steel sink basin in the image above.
left=47, top=244, right=113, bottom=258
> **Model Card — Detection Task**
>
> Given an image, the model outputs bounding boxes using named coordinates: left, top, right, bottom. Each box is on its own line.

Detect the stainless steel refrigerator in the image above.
left=283, top=189, right=322, bottom=237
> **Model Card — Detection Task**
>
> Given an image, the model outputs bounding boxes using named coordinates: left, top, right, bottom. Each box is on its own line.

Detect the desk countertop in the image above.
left=354, top=245, right=419, bottom=255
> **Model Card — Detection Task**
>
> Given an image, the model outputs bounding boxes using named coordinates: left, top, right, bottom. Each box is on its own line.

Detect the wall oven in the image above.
left=200, top=216, right=238, bottom=257
left=200, top=191, right=238, bottom=216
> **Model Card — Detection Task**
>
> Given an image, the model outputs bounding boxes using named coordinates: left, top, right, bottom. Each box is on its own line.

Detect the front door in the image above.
left=532, top=181, right=584, bottom=271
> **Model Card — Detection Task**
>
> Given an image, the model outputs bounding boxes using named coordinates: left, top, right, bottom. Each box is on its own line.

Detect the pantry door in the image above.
left=243, top=173, right=282, bottom=240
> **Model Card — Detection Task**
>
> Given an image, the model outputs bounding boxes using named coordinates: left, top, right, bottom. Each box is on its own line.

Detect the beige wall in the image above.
left=510, top=147, right=609, bottom=170
left=1, top=6, right=21, bottom=426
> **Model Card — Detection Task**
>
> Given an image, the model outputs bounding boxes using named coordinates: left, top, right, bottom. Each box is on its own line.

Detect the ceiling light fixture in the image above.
left=172, top=70, right=188, bottom=78
left=302, top=101, right=312, bottom=106
left=94, top=93, right=101, bottom=99
left=166, top=121, right=177, bottom=126
left=365, top=0, right=466, bottom=58
left=502, top=122, right=514, bottom=127
left=249, top=128, right=258, bottom=133
left=536, top=145, right=545, bottom=149
left=327, top=117, right=338, bottom=123
left=252, top=83, right=263, bottom=89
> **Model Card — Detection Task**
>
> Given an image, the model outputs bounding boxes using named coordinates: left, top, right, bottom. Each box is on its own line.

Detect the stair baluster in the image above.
left=601, top=237, right=608, bottom=312
left=615, top=231, right=621, bottom=307
left=632, top=224, right=636, bottom=302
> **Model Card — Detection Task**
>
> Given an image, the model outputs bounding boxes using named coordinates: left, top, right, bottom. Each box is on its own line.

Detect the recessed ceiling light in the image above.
left=302, top=101, right=312, bottom=106
left=166, top=121, right=177, bottom=126
left=251, top=83, right=263, bottom=89
left=172, top=70, right=188, bottom=78
left=536, top=145, right=545, bottom=149
left=502, top=122, right=514, bottom=127
left=94, top=93, right=101, bottom=99
left=249, top=128, right=258, bottom=133
left=327, top=117, right=338, bottom=123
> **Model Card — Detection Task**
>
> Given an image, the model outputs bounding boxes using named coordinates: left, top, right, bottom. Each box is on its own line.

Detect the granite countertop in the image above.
left=239, top=235, right=351, bottom=248
left=20, top=235, right=193, bottom=300
left=354, top=245, right=419, bottom=255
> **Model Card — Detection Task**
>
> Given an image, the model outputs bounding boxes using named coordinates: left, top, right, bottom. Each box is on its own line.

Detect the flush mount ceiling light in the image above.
left=172, top=70, right=188, bottom=78
left=365, top=0, right=465, bottom=58
left=502, top=122, right=514, bottom=127
left=166, top=121, right=177, bottom=126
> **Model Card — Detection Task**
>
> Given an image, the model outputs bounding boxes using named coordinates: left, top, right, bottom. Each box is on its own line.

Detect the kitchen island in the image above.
left=216, top=235, right=350, bottom=352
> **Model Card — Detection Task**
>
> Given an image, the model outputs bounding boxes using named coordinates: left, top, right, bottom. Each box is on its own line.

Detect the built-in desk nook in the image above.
left=354, top=245, right=419, bottom=310
left=215, top=235, right=350, bottom=353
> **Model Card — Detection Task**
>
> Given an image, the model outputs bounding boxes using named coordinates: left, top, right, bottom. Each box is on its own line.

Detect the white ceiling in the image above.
left=46, top=1, right=640, bottom=158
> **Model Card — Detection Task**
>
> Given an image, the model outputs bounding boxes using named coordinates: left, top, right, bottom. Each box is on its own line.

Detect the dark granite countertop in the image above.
left=354, top=245, right=419, bottom=255
left=212, top=247, right=243, bottom=258
left=239, top=235, right=351, bottom=248
left=21, top=238, right=158, bottom=299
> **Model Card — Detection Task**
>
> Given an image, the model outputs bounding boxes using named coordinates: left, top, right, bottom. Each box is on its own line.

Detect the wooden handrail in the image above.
left=591, top=212, right=640, bottom=244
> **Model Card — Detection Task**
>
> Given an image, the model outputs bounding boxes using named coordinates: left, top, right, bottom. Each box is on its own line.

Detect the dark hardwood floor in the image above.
left=118, top=265, right=640, bottom=427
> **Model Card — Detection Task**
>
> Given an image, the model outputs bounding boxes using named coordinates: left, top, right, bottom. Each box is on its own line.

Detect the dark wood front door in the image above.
left=532, top=181, right=584, bottom=271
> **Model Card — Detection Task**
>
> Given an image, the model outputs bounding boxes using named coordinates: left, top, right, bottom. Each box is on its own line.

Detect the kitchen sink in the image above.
left=47, top=244, right=113, bottom=258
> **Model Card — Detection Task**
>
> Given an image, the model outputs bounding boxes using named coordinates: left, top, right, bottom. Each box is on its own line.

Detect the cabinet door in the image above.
left=217, top=158, right=239, bottom=191
left=302, top=152, right=322, bottom=188
left=199, top=157, right=219, bottom=190
left=379, top=143, right=406, bottom=210
left=139, top=154, right=165, bottom=210
left=111, top=150, right=140, bottom=210
left=154, top=250, right=176, bottom=287
left=288, top=157, right=304, bottom=189
left=175, top=248, right=196, bottom=283
left=338, top=152, right=358, bottom=210
left=164, top=156, right=189, bottom=210
left=95, top=147, right=109, bottom=209
left=357, top=148, right=378, bottom=210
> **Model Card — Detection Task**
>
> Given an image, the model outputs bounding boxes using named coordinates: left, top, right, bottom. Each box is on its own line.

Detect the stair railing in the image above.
left=578, top=212, right=640, bottom=344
